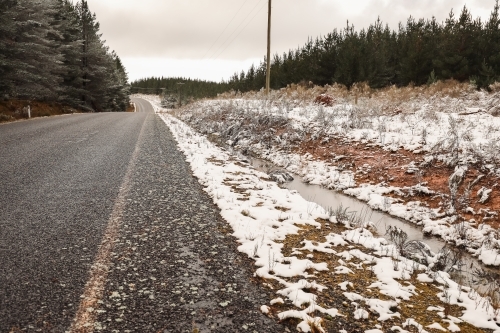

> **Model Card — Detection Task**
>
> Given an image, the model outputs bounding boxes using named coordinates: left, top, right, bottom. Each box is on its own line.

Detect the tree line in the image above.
left=132, top=2, right=500, bottom=102
left=231, top=2, right=500, bottom=91
left=130, top=77, right=231, bottom=103
left=0, top=0, right=129, bottom=112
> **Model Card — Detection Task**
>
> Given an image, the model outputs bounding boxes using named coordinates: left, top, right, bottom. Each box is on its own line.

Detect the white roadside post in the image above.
left=27, top=105, right=31, bottom=118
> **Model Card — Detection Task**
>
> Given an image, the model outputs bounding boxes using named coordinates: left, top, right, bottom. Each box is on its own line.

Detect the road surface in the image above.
left=0, top=99, right=284, bottom=332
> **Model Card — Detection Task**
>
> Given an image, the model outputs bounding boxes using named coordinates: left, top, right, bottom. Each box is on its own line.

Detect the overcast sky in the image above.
left=85, top=0, right=496, bottom=82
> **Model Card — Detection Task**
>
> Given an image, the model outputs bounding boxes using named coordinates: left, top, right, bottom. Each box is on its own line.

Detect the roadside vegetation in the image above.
left=165, top=80, right=500, bottom=267
left=0, top=0, right=130, bottom=122
left=146, top=96, right=500, bottom=332
left=136, top=76, right=500, bottom=330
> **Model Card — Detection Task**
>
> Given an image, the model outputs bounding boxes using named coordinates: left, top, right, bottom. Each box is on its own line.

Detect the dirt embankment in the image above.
left=298, top=134, right=500, bottom=230
left=0, top=100, right=82, bottom=123
left=0, top=100, right=136, bottom=122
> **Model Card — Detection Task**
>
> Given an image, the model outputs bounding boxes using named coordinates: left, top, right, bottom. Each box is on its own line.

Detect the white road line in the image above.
left=69, top=113, right=147, bottom=333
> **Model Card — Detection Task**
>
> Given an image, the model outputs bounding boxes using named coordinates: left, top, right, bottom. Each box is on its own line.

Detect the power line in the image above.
left=208, top=0, right=264, bottom=60
left=202, top=0, right=251, bottom=59
left=212, top=0, right=267, bottom=61
left=213, top=3, right=267, bottom=61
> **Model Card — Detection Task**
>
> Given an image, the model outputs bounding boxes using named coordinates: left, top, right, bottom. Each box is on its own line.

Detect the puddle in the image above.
left=288, top=172, right=445, bottom=252
left=249, top=157, right=443, bottom=250
left=245, top=156, right=499, bottom=293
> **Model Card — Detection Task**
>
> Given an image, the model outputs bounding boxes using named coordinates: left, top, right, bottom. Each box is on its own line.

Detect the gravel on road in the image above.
left=0, top=112, right=148, bottom=332
left=93, top=100, right=286, bottom=332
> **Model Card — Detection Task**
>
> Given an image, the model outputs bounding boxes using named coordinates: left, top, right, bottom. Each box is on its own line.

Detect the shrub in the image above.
left=314, top=94, right=335, bottom=107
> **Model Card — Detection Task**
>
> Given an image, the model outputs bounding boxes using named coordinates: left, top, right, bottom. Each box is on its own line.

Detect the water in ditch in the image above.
left=245, top=155, right=499, bottom=295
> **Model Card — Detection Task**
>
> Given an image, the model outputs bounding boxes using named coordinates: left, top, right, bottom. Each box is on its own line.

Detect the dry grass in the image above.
left=0, top=100, right=82, bottom=123
left=216, top=79, right=476, bottom=105
left=212, top=79, right=495, bottom=119
left=180, top=80, right=500, bottom=231
left=273, top=218, right=494, bottom=332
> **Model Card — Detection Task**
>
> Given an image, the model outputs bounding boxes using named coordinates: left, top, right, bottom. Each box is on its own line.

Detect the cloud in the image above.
left=85, top=0, right=496, bottom=81
left=122, top=57, right=261, bottom=82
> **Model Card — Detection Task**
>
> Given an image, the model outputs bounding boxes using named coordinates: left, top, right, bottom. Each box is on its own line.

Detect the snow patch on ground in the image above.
left=150, top=94, right=500, bottom=267
left=152, top=106, right=500, bottom=332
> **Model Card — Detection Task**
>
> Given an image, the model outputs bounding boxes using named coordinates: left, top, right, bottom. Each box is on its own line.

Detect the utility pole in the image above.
left=177, top=82, right=185, bottom=108
left=265, top=0, right=272, bottom=95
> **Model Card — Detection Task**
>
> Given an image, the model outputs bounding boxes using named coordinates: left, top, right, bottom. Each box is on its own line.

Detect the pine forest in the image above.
left=0, top=0, right=130, bottom=112
left=132, top=2, right=500, bottom=101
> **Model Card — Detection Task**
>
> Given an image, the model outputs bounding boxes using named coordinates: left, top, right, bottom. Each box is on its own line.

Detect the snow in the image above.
left=270, top=297, right=284, bottom=305
left=152, top=92, right=500, bottom=267
left=478, top=187, right=493, bottom=204
left=138, top=94, right=500, bottom=332
left=338, top=281, right=353, bottom=290
left=354, top=308, right=369, bottom=320
left=260, top=305, right=270, bottom=314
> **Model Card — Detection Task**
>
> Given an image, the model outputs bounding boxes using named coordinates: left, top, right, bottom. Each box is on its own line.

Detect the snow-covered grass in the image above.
left=136, top=84, right=500, bottom=270
left=139, top=93, right=500, bottom=332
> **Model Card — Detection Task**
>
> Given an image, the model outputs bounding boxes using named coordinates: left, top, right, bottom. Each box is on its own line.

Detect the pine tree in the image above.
left=0, top=0, right=18, bottom=98
left=110, top=53, right=130, bottom=111
left=397, top=17, right=440, bottom=85
left=50, top=0, right=86, bottom=107
left=334, top=22, right=361, bottom=88
left=75, top=0, right=129, bottom=111
left=1, top=0, right=63, bottom=99
left=76, top=0, right=107, bottom=110
left=434, top=7, right=478, bottom=81
left=363, top=18, right=395, bottom=88
left=478, top=0, right=500, bottom=88
left=316, top=30, right=340, bottom=86
left=246, top=63, right=256, bottom=90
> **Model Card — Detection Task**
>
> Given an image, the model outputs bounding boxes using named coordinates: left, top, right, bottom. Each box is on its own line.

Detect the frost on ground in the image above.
left=143, top=95, right=500, bottom=332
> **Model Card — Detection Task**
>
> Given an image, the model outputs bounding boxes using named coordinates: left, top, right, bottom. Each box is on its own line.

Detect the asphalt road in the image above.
left=0, top=99, right=285, bottom=332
